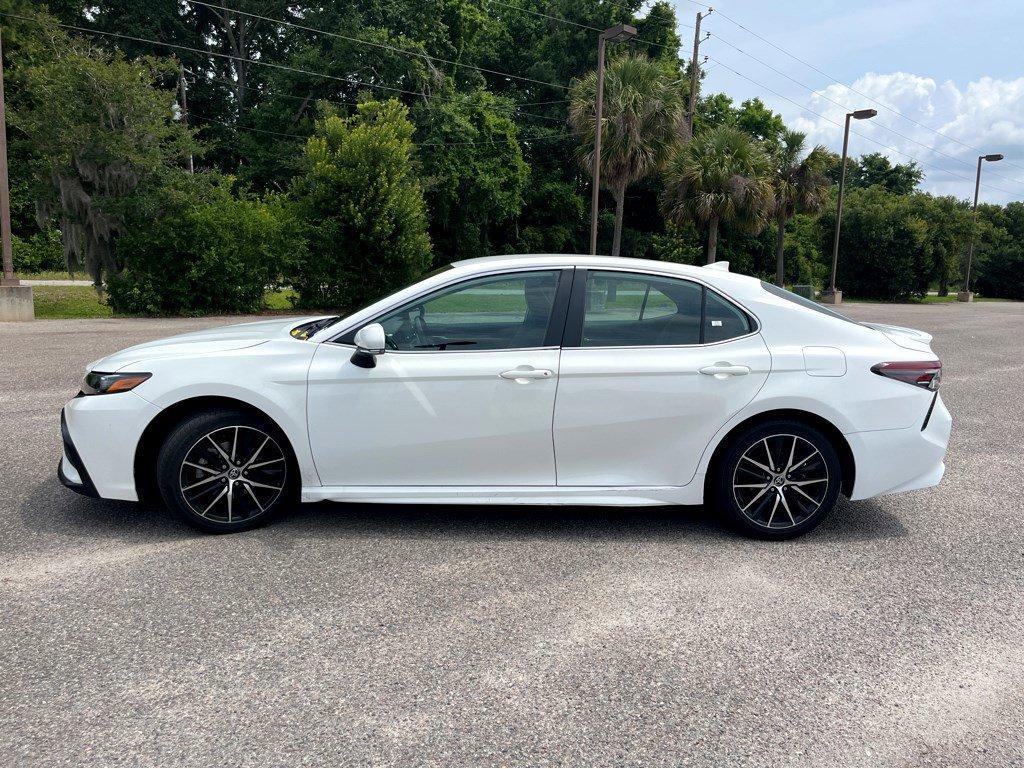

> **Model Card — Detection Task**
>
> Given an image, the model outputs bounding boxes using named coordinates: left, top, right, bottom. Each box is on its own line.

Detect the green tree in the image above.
left=286, top=99, right=432, bottom=311
left=14, top=38, right=196, bottom=286
left=818, top=186, right=928, bottom=300
left=568, top=53, right=685, bottom=256
left=770, top=130, right=831, bottom=285
left=661, top=125, right=774, bottom=264
left=905, top=194, right=971, bottom=295
left=835, top=152, right=924, bottom=195
left=413, top=90, right=529, bottom=261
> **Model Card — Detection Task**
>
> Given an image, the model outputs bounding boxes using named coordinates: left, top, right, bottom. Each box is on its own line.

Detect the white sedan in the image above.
left=59, top=254, right=950, bottom=538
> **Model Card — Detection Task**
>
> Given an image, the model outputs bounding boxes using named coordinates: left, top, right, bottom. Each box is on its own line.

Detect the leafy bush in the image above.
left=975, top=245, right=1024, bottom=299
left=107, top=172, right=294, bottom=315
left=12, top=229, right=65, bottom=273
left=819, top=186, right=928, bottom=301
left=286, top=99, right=431, bottom=312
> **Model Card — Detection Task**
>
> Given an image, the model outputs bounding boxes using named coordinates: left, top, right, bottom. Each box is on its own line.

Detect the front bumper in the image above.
left=846, top=393, right=952, bottom=500
left=58, top=409, right=99, bottom=497
left=59, top=392, right=160, bottom=501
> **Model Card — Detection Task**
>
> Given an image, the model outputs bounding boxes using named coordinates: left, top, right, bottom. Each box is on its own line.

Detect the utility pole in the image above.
left=178, top=63, right=194, bottom=173
left=686, top=8, right=713, bottom=136
left=0, top=28, right=33, bottom=320
left=959, top=153, right=1003, bottom=302
left=589, top=23, right=637, bottom=255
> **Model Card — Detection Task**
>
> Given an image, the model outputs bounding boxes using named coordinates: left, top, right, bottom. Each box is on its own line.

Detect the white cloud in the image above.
left=776, top=72, right=1024, bottom=203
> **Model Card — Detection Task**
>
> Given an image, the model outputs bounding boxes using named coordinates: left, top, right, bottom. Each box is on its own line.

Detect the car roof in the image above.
left=449, top=253, right=761, bottom=291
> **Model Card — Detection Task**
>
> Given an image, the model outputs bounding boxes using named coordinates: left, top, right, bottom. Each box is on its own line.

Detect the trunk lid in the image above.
left=862, top=322, right=935, bottom=353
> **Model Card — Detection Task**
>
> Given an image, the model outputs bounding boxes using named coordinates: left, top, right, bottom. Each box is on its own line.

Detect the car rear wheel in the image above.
left=713, top=420, right=842, bottom=539
left=156, top=409, right=296, bottom=533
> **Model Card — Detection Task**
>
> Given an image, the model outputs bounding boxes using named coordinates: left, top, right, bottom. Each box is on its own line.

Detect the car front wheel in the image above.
left=713, top=420, right=842, bottom=539
left=156, top=409, right=295, bottom=533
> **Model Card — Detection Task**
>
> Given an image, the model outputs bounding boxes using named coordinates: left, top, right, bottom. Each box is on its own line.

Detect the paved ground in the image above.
left=1, top=304, right=1022, bottom=767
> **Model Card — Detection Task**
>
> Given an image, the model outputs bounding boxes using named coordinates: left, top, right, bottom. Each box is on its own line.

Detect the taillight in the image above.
left=871, top=360, right=942, bottom=390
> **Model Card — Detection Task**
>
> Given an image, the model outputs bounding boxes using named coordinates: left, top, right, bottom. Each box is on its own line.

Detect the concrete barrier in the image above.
left=0, top=285, right=34, bottom=321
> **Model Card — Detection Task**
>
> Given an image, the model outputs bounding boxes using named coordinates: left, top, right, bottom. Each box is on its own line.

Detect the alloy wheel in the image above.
left=178, top=425, right=287, bottom=523
left=731, top=434, right=829, bottom=530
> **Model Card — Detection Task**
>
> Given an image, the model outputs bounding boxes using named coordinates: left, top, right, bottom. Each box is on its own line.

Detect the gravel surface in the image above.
left=1, top=303, right=1022, bottom=767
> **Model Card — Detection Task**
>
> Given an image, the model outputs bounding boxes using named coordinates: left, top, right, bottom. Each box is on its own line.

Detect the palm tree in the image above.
left=569, top=54, right=685, bottom=256
left=661, top=125, right=774, bottom=263
left=771, top=130, right=832, bottom=285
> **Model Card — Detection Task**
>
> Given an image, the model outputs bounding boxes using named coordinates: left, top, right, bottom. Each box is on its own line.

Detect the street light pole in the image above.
left=0, top=29, right=16, bottom=287
left=0, top=27, right=32, bottom=320
left=589, top=23, right=637, bottom=256
left=959, top=153, right=1003, bottom=302
left=824, top=108, right=877, bottom=305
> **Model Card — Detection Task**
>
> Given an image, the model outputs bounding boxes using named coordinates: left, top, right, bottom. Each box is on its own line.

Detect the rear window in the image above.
left=760, top=282, right=861, bottom=325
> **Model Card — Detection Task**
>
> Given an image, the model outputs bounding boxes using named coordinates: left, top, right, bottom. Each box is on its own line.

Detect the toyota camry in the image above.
left=59, top=254, right=951, bottom=538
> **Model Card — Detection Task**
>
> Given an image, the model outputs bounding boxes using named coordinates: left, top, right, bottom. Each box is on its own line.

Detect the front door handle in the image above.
left=699, top=362, right=751, bottom=379
left=500, top=366, right=554, bottom=382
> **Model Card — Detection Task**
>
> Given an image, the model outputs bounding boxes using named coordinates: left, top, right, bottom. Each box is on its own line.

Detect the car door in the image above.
left=552, top=269, right=771, bottom=487
left=307, top=268, right=572, bottom=487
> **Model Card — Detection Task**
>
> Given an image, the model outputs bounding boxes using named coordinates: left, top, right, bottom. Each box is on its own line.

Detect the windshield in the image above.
left=290, top=316, right=341, bottom=340
left=289, top=264, right=456, bottom=340
left=760, top=282, right=861, bottom=326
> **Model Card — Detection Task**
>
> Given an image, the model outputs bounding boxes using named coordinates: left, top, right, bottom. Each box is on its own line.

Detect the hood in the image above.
left=862, top=322, right=935, bottom=353
left=86, top=316, right=327, bottom=372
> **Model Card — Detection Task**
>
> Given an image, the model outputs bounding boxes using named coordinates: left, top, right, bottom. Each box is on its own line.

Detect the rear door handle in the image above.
left=699, top=363, right=751, bottom=379
left=500, top=366, right=554, bottom=382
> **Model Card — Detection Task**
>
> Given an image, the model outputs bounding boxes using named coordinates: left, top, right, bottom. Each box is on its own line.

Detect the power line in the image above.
left=1, top=12, right=563, bottom=125
left=188, top=68, right=562, bottom=125
left=190, top=109, right=573, bottom=147
left=706, top=55, right=1021, bottom=198
left=707, top=7, right=1024, bottom=175
left=703, top=31, right=1024, bottom=188
left=185, top=0, right=570, bottom=92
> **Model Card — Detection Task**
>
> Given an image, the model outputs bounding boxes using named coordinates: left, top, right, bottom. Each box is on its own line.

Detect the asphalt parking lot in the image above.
left=1, top=302, right=1023, bottom=767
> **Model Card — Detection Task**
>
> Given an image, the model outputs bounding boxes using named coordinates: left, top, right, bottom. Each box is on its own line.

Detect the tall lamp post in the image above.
left=958, top=153, right=1003, bottom=302
left=0, top=28, right=33, bottom=320
left=589, top=23, right=637, bottom=256
left=823, top=108, right=877, bottom=305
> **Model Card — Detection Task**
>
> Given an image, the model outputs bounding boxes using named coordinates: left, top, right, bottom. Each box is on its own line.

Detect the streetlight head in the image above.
left=602, top=23, right=638, bottom=42
left=851, top=109, right=878, bottom=120
left=984, top=153, right=1004, bottom=162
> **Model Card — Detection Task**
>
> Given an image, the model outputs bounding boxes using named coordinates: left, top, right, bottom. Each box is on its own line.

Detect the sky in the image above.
left=667, top=0, right=1024, bottom=203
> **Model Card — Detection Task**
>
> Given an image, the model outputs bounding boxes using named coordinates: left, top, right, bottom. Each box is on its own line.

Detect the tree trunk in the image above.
left=611, top=182, right=626, bottom=257
left=775, top=210, right=786, bottom=286
left=706, top=217, right=719, bottom=264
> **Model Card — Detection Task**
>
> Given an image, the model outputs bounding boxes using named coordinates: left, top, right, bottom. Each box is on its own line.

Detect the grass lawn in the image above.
left=27, top=285, right=303, bottom=319
left=18, top=270, right=88, bottom=281
left=31, top=285, right=112, bottom=319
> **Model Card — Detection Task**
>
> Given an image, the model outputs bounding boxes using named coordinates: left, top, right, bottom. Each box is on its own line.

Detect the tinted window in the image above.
left=760, top=281, right=861, bottom=326
left=581, top=272, right=703, bottom=347
left=376, top=270, right=561, bottom=351
left=704, top=290, right=752, bottom=343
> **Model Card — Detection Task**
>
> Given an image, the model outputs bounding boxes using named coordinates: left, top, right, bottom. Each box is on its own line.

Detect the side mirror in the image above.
left=351, top=323, right=386, bottom=369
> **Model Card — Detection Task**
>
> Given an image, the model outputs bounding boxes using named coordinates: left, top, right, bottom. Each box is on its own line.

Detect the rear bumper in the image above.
left=847, top=393, right=952, bottom=500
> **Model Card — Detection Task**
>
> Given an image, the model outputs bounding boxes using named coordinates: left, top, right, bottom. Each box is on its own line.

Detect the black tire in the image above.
left=156, top=409, right=297, bottom=533
left=712, top=419, right=842, bottom=540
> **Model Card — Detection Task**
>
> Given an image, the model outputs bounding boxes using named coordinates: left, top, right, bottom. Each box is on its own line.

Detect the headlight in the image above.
left=81, top=371, right=152, bottom=395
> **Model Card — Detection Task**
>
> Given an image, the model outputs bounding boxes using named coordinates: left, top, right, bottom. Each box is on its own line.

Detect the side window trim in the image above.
left=334, top=267, right=574, bottom=351
left=563, top=268, right=755, bottom=349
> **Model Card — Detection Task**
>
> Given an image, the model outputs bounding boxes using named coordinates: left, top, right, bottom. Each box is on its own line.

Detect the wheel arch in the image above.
left=134, top=395, right=300, bottom=503
left=702, top=408, right=856, bottom=502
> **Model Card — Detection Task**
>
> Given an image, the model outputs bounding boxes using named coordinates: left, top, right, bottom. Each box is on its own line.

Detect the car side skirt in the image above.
left=301, top=484, right=705, bottom=506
